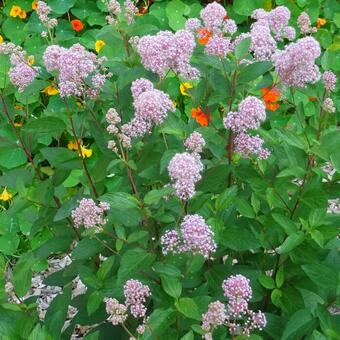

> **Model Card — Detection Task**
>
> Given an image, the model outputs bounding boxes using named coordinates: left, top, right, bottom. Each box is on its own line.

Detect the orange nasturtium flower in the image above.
left=180, top=82, right=193, bottom=96
left=27, top=55, right=35, bottom=66
left=95, top=40, right=106, bottom=53
left=0, top=35, right=3, bottom=44
left=308, top=97, right=317, bottom=101
left=316, top=18, right=326, bottom=29
left=197, top=28, right=212, bottom=45
left=191, top=107, right=210, bottom=126
left=43, top=85, right=59, bottom=96
left=71, top=19, right=84, bottom=32
left=261, top=87, right=281, bottom=111
left=10, top=5, right=21, bottom=17
left=18, top=9, right=27, bottom=19
left=32, top=0, right=38, bottom=10
left=0, top=188, right=13, bottom=201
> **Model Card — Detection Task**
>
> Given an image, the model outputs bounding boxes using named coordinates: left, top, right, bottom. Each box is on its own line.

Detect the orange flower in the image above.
left=261, top=86, right=281, bottom=111
left=32, top=1, right=38, bottom=10
left=316, top=18, right=326, bottom=29
left=71, top=19, right=84, bottom=32
left=224, top=15, right=230, bottom=20
left=191, top=107, right=210, bottom=126
left=197, top=28, right=212, bottom=45
left=308, top=97, right=317, bottom=101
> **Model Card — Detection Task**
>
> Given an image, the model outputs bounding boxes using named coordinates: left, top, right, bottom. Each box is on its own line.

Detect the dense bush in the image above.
left=0, top=0, right=339, bottom=339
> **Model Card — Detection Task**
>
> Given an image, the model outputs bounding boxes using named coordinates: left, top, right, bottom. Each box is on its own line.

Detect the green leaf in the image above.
left=238, top=61, right=272, bottom=83
left=302, top=264, right=338, bottom=294
left=222, top=226, right=261, bottom=251
left=215, top=185, right=238, bottom=211
left=117, top=249, right=155, bottom=284
left=0, top=233, right=19, bottom=255
left=161, top=275, right=182, bottom=299
left=78, top=265, right=102, bottom=289
left=40, top=147, right=77, bottom=166
left=258, top=274, right=276, bottom=289
left=2, top=18, right=26, bottom=44
left=145, top=308, right=176, bottom=338
left=49, top=0, right=76, bottom=14
left=87, top=291, right=103, bottom=316
left=281, top=309, right=316, bottom=340
left=272, top=213, right=298, bottom=235
left=235, top=198, right=255, bottom=218
left=235, top=37, right=251, bottom=60
left=23, top=117, right=66, bottom=139
left=13, top=252, right=35, bottom=297
left=144, top=187, right=174, bottom=205
left=97, top=256, right=115, bottom=281
left=277, top=232, right=305, bottom=254
left=0, top=147, right=27, bottom=169
left=233, top=0, right=265, bottom=16
left=275, top=266, right=285, bottom=288
left=175, top=298, right=201, bottom=320
left=71, top=237, right=104, bottom=260
left=127, top=231, right=148, bottom=244
left=45, top=286, right=72, bottom=339
left=181, top=331, right=194, bottom=340
left=100, top=192, right=139, bottom=210
left=153, top=263, right=182, bottom=278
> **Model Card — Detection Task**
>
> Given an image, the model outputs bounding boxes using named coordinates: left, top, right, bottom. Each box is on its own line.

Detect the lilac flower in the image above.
left=184, top=131, right=206, bottom=154
left=106, top=0, right=121, bottom=25
left=185, top=18, right=201, bottom=32
left=124, top=279, right=151, bottom=318
left=200, top=2, right=226, bottom=32
left=137, top=30, right=199, bottom=79
left=205, top=37, right=231, bottom=58
left=323, top=98, right=335, bottom=113
left=161, top=214, right=217, bottom=258
left=323, top=71, right=337, bottom=92
left=250, top=22, right=277, bottom=60
left=202, top=301, right=226, bottom=333
left=282, top=26, right=296, bottom=41
left=297, top=12, right=316, bottom=35
left=37, top=1, right=58, bottom=31
left=167, top=152, right=203, bottom=200
left=130, top=78, right=154, bottom=100
left=43, top=44, right=110, bottom=98
left=0, top=43, right=39, bottom=92
left=227, top=297, right=249, bottom=317
left=234, top=133, right=270, bottom=160
left=223, top=96, right=266, bottom=132
left=124, top=0, right=138, bottom=25
left=71, top=198, right=110, bottom=230
left=223, top=19, right=237, bottom=35
left=105, top=298, right=128, bottom=325
left=272, top=37, right=321, bottom=88
left=222, top=274, right=252, bottom=301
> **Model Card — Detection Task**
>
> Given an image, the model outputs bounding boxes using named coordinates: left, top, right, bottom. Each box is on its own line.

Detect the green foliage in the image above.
left=0, top=0, right=339, bottom=339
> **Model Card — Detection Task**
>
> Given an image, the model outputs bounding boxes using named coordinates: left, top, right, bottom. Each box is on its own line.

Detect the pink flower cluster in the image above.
left=37, top=1, right=58, bottom=34
left=43, top=44, right=111, bottom=98
left=137, top=30, right=199, bottom=79
left=167, top=152, right=203, bottom=200
left=106, top=0, right=137, bottom=25
left=297, top=12, right=316, bottom=35
left=249, top=6, right=295, bottom=60
left=105, top=279, right=151, bottom=335
left=71, top=198, right=110, bottom=231
left=118, top=78, right=174, bottom=142
left=106, top=107, right=133, bottom=151
left=272, top=37, right=321, bottom=88
left=224, top=96, right=270, bottom=160
left=124, top=279, right=151, bottom=318
left=202, top=275, right=267, bottom=339
left=205, top=37, right=231, bottom=58
left=0, top=43, right=39, bottom=92
left=323, top=71, right=337, bottom=92
left=161, top=214, right=216, bottom=259
left=184, top=131, right=206, bottom=154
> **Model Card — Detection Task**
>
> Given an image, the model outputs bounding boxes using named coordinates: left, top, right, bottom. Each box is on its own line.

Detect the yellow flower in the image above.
left=32, top=0, right=38, bottom=10
left=10, top=5, right=21, bottom=17
left=14, top=122, right=23, bottom=128
left=27, top=55, right=35, bottom=66
left=0, top=188, right=13, bottom=201
left=95, top=40, right=105, bottom=53
left=67, top=140, right=78, bottom=150
left=316, top=18, right=326, bottom=29
left=43, top=85, right=59, bottom=96
left=80, top=146, right=93, bottom=158
left=18, top=10, right=27, bottom=19
left=0, top=35, right=3, bottom=44
left=180, top=82, right=193, bottom=96
left=14, top=104, right=24, bottom=110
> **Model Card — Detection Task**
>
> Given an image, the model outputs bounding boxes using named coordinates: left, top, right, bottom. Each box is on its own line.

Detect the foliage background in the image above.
left=0, top=0, right=339, bottom=339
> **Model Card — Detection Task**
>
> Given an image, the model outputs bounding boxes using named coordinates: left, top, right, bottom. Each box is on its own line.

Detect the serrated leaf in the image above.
left=277, top=232, right=305, bottom=254
left=161, top=275, right=182, bottom=299
left=175, top=298, right=201, bottom=320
